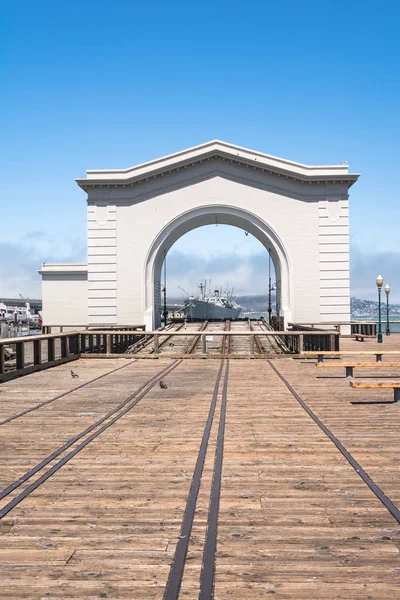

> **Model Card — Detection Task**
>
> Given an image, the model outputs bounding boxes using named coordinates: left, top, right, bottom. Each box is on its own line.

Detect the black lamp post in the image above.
left=268, top=248, right=272, bottom=325
left=385, top=283, right=390, bottom=336
left=376, top=274, right=383, bottom=343
left=162, top=251, right=168, bottom=326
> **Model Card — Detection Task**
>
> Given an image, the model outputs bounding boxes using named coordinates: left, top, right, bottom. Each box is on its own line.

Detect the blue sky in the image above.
left=1, top=0, right=399, bottom=300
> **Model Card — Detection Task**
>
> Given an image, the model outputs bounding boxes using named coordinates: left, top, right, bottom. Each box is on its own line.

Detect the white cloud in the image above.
left=0, top=233, right=86, bottom=298
left=350, top=246, right=400, bottom=303
left=166, top=250, right=273, bottom=299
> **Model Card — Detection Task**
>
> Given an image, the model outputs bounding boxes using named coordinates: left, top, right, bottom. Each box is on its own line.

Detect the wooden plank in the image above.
left=1, top=353, right=399, bottom=597
left=350, top=381, right=400, bottom=389
left=317, top=362, right=400, bottom=368
left=0, top=355, right=79, bottom=383
left=303, top=351, right=400, bottom=355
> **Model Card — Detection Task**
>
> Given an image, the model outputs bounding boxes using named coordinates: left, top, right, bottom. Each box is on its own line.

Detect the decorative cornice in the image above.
left=76, top=141, right=360, bottom=191
left=38, top=263, right=88, bottom=276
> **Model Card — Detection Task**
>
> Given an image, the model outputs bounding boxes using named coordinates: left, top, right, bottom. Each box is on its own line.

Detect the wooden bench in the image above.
left=351, top=334, right=375, bottom=342
left=302, top=351, right=400, bottom=364
left=350, top=381, right=400, bottom=403
left=317, top=362, right=400, bottom=378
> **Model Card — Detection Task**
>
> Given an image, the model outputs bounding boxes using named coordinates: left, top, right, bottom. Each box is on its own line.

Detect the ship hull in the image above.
left=184, top=300, right=241, bottom=321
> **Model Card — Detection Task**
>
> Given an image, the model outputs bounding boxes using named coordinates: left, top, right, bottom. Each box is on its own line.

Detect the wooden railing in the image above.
left=81, top=330, right=340, bottom=358
left=1, top=329, right=340, bottom=381
left=0, top=332, right=80, bottom=382
left=351, top=322, right=377, bottom=336
left=80, top=332, right=143, bottom=354
left=42, top=324, right=145, bottom=334
left=289, top=321, right=379, bottom=338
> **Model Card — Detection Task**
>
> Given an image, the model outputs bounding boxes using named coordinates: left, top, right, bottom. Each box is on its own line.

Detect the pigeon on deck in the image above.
left=71, top=370, right=79, bottom=378
left=159, top=380, right=168, bottom=389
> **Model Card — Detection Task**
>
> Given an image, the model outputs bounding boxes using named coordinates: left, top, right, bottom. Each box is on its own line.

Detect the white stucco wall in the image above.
left=39, top=265, right=88, bottom=325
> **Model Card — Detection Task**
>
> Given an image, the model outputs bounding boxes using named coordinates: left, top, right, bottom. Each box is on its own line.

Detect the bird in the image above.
left=71, top=370, right=79, bottom=378
left=159, top=380, right=168, bottom=389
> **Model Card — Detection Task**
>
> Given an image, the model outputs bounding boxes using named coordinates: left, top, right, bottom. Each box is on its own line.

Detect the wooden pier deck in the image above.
left=0, top=336, right=399, bottom=598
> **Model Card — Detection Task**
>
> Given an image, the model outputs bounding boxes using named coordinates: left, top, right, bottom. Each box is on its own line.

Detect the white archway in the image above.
left=144, top=205, right=292, bottom=329
left=44, top=139, right=359, bottom=329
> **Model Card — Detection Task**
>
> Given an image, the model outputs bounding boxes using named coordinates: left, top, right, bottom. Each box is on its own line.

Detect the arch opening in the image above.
left=144, top=205, right=292, bottom=330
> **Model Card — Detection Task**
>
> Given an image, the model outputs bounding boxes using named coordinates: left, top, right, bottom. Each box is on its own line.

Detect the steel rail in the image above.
left=133, top=323, right=185, bottom=355
left=0, top=359, right=138, bottom=426
left=221, top=320, right=231, bottom=355
left=184, top=321, right=209, bottom=355
left=260, top=318, right=290, bottom=353
left=163, top=360, right=226, bottom=600
left=126, top=323, right=175, bottom=354
left=0, top=360, right=181, bottom=508
left=249, top=320, right=264, bottom=354
left=199, top=360, right=229, bottom=599
left=267, top=360, right=400, bottom=525
left=255, top=320, right=279, bottom=353
left=155, top=322, right=186, bottom=353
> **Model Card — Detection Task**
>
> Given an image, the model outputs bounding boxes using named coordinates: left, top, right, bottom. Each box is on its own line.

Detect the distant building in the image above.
left=0, top=298, right=42, bottom=313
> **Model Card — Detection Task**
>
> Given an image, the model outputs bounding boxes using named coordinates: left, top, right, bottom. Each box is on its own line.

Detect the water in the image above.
left=352, top=316, right=400, bottom=333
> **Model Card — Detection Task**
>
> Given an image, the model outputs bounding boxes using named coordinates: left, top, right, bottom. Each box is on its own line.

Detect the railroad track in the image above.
left=163, top=359, right=230, bottom=599
left=130, top=322, right=185, bottom=355
left=0, top=358, right=138, bottom=426
left=2, top=356, right=400, bottom=598
left=0, top=360, right=182, bottom=519
left=267, top=360, right=400, bottom=525
left=251, top=319, right=288, bottom=354
left=181, top=320, right=209, bottom=354
left=228, top=320, right=251, bottom=354
left=221, top=319, right=231, bottom=354
left=163, top=357, right=400, bottom=598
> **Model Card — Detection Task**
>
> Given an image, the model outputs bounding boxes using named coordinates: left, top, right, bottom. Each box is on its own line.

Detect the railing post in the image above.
left=201, top=334, right=206, bottom=357
left=330, top=334, right=336, bottom=351
left=16, top=341, right=24, bottom=370
left=48, top=337, right=55, bottom=362
left=250, top=334, right=255, bottom=358
left=106, top=334, right=111, bottom=354
left=0, top=345, right=4, bottom=376
left=298, top=334, right=304, bottom=354
left=154, top=334, right=159, bottom=355
left=61, top=336, right=67, bottom=359
left=33, top=339, right=41, bottom=365
left=154, top=334, right=160, bottom=355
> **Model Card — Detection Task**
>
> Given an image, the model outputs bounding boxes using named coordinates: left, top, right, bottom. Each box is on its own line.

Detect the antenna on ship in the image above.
left=177, top=285, right=191, bottom=298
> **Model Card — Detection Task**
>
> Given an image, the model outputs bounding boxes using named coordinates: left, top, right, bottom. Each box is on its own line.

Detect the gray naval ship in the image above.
left=183, top=282, right=242, bottom=321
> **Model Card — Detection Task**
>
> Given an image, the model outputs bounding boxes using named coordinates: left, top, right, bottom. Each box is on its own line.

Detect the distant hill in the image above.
left=351, top=297, right=400, bottom=317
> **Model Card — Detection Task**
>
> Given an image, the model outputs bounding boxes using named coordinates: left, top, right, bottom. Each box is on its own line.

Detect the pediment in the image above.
left=76, top=140, right=359, bottom=191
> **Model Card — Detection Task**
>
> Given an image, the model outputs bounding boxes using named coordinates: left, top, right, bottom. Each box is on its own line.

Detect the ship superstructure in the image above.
left=183, top=282, right=242, bottom=321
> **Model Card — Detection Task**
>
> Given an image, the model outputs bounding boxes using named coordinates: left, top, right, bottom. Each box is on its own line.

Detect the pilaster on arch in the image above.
left=144, top=205, right=292, bottom=330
